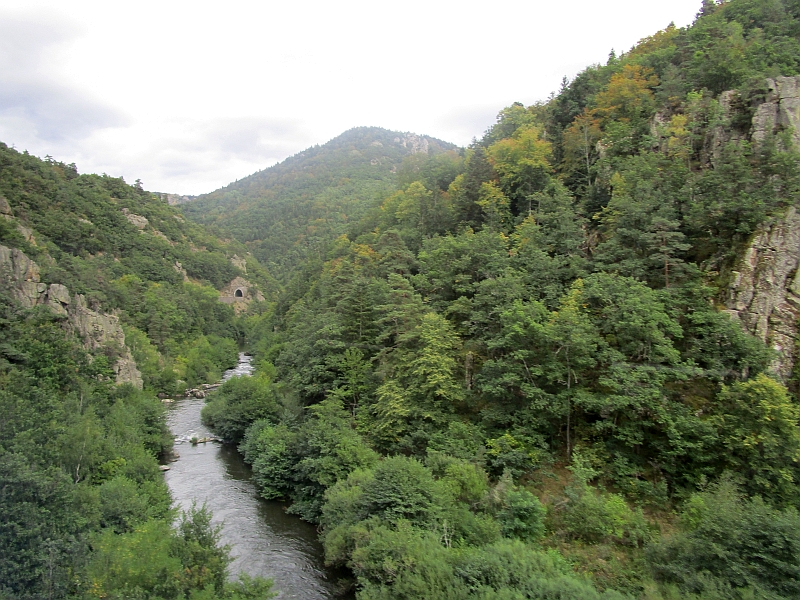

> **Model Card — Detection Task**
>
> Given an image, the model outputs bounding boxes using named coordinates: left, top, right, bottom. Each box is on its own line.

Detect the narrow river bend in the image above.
left=164, top=354, right=345, bottom=599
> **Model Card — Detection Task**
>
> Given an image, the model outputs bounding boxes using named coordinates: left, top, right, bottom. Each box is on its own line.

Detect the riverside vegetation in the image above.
left=0, top=148, right=276, bottom=598
left=5, top=0, right=800, bottom=598
left=199, top=1, right=800, bottom=599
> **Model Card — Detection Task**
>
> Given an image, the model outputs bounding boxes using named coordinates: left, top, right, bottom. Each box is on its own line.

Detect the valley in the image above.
left=4, top=1, right=800, bottom=599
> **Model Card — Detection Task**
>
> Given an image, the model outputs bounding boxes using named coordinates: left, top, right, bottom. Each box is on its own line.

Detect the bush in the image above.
left=648, top=479, right=800, bottom=598
left=184, top=335, right=238, bottom=387
left=496, top=488, right=547, bottom=543
left=560, top=483, right=650, bottom=547
left=202, top=373, right=280, bottom=443
left=239, top=421, right=296, bottom=500
left=453, top=539, right=630, bottom=599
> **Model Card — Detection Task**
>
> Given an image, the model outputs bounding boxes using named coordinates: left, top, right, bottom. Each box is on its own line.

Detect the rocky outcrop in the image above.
left=725, top=208, right=800, bottom=381
left=751, top=76, right=800, bottom=148
left=705, top=76, right=800, bottom=167
left=394, top=133, right=430, bottom=154
left=705, top=90, right=749, bottom=166
left=0, top=244, right=143, bottom=388
left=68, top=294, right=142, bottom=386
left=121, top=208, right=149, bottom=230
left=173, top=261, right=189, bottom=281
left=219, top=276, right=265, bottom=313
left=0, top=195, right=37, bottom=244
left=156, top=193, right=196, bottom=206
left=230, top=255, right=247, bottom=273
left=720, top=77, right=800, bottom=382
left=0, top=194, right=12, bottom=218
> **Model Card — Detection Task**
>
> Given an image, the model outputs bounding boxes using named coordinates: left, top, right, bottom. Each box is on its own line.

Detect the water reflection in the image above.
left=164, top=355, right=347, bottom=599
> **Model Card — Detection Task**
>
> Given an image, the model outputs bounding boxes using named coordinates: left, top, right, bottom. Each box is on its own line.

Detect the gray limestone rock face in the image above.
left=720, top=76, right=800, bottom=382
left=121, top=208, right=149, bottom=229
left=0, top=194, right=12, bottom=217
left=400, top=133, right=430, bottom=155
left=751, top=76, right=800, bottom=148
left=173, top=261, right=189, bottom=281
left=44, top=283, right=71, bottom=316
left=0, top=243, right=143, bottom=388
left=705, top=90, right=747, bottom=167
left=230, top=255, right=247, bottom=273
left=69, top=295, right=125, bottom=347
left=156, top=193, right=196, bottom=206
left=726, top=208, right=800, bottom=381
left=114, top=352, right=143, bottom=387
left=67, top=295, right=143, bottom=388
left=0, top=245, right=42, bottom=306
left=16, top=225, right=35, bottom=244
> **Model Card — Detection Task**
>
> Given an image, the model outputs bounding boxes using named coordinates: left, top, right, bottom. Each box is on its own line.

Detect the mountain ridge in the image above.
left=180, top=126, right=459, bottom=280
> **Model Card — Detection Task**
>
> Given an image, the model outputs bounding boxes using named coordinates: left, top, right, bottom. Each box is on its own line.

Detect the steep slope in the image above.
left=182, top=126, right=457, bottom=280
left=0, top=243, right=143, bottom=386
left=0, top=149, right=276, bottom=599
left=206, top=1, right=800, bottom=598
left=0, top=144, right=274, bottom=393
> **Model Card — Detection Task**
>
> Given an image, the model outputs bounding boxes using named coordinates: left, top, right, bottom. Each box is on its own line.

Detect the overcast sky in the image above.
left=0, top=0, right=702, bottom=195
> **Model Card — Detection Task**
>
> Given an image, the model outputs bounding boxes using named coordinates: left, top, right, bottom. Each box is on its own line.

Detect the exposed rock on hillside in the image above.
left=0, top=194, right=37, bottom=243
left=230, top=255, right=247, bottom=273
left=725, top=208, right=800, bottom=381
left=0, top=194, right=11, bottom=217
left=706, top=90, right=748, bottom=166
left=156, top=192, right=197, bottom=206
left=173, top=260, right=189, bottom=281
left=752, top=76, right=800, bottom=148
left=0, top=244, right=143, bottom=388
left=395, top=133, right=431, bottom=154
left=219, top=276, right=264, bottom=314
left=705, top=76, right=800, bottom=166
left=122, top=207, right=149, bottom=229
left=722, top=76, right=800, bottom=382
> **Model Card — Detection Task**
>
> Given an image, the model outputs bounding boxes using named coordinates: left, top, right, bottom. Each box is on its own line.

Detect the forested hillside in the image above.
left=6, top=0, right=800, bottom=598
left=182, top=127, right=456, bottom=280
left=0, top=144, right=276, bottom=392
left=0, top=147, right=275, bottom=599
left=202, top=1, right=800, bottom=598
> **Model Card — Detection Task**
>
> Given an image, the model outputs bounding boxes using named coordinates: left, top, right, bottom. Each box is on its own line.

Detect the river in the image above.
left=163, top=354, right=347, bottom=599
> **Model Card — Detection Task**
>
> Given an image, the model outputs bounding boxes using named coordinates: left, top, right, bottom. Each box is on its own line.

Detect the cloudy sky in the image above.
left=1, top=0, right=701, bottom=195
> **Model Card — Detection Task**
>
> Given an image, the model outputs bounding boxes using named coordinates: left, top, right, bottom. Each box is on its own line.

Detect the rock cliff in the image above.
left=751, top=76, right=800, bottom=148
left=725, top=208, right=800, bottom=381
left=723, top=76, right=800, bottom=382
left=0, top=244, right=143, bottom=388
left=156, top=192, right=197, bottom=206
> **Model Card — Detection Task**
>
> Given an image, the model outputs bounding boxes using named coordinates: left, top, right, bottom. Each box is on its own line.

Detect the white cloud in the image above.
left=0, top=0, right=703, bottom=194
left=0, top=13, right=127, bottom=142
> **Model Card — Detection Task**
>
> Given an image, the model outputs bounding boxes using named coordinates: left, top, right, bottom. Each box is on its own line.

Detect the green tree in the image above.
left=714, top=374, right=800, bottom=503
left=649, top=479, right=800, bottom=598
left=202, top=372, right=282, bottom=443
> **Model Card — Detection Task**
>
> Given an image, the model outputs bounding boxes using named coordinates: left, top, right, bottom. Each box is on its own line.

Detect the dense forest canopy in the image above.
left=6, top=0, right=800, bottom=599
left=0, top=144, right=279, bottom=392
left=182, top=127, right=456, bottom=282
left=198, top=0, right=800, bottom=598
left=0, top=147, right=276, bottom=599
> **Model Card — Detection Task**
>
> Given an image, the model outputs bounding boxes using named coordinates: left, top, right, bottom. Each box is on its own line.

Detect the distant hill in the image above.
left=156, top=192, right=197, bottom=205
left=181, top=126, right=458, bottom=280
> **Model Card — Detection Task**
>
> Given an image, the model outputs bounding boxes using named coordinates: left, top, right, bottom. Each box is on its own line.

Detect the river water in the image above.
left=163, top=354, right=346, bottom=599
